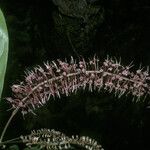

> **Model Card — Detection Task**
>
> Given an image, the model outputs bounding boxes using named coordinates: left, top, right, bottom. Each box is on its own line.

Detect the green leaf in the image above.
left=23, top=146, right=41, bottom=150
left=7, top=145, right=19, bottom=150
left=0, top=9, right=8, bottom=100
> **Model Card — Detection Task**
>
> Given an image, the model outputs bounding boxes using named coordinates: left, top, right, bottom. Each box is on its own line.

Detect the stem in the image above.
left=0, top=137, right=21, bottom=146
left=0, top=107, right=20, bottom=142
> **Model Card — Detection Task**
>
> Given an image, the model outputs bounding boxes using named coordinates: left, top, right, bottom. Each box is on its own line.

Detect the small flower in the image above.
left=21, top=128, right=103, bottom=150
left=7, top=56, right=150, bottom=115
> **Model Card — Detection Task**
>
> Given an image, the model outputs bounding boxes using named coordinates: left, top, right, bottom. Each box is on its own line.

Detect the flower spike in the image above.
left=6, top=56, right=150, bottom=115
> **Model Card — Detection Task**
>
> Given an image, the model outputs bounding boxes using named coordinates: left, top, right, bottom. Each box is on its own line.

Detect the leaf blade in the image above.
left=0, top=9, right=8, bottom=100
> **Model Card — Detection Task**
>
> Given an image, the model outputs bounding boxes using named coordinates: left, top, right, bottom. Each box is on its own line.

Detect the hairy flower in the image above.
left=7, top=56, right=150, bottom=115
left=20, top=128, right=103, bottom=150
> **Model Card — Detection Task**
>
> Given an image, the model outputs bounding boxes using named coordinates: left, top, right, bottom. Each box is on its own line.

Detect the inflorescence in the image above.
left=20, top=128, right=103, bottom=150
left=6, top=56, right=150, bottom=115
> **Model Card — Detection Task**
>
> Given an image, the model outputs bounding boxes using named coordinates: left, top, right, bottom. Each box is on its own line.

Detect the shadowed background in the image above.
left=0, top=0, right=150, bottom=150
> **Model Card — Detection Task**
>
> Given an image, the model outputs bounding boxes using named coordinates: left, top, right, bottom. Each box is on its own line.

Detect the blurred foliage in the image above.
left=23, top=147, right=40, bottom=150
left=0, top=0, right=150, bottom=150
left=6, top=145, right=40, bottom=150
left=0, top=9, right=8, bottom=100
left=52, top=0, right=104, bottom=54
left=6, top=145, right=19, bottom=150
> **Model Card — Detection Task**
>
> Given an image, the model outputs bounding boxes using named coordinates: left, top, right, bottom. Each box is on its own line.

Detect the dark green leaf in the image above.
left=23, top=146, right=41, bottom=150
left=7, top=145, right=19, bottom=150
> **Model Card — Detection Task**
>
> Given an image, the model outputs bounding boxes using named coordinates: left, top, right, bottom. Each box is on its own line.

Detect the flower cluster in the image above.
left=20, top=128, right=103, bottom=150
left=7, top=56, right=150, bottom=115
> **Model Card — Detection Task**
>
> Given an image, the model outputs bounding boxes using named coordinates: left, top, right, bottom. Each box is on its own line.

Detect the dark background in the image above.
left=0, top=0, right=150, bottom=150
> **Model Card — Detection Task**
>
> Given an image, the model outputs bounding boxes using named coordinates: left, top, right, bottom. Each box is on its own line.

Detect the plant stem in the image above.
left=0, top=137, right=21, bottom=146
left=0, top=107, right=20, bottom=142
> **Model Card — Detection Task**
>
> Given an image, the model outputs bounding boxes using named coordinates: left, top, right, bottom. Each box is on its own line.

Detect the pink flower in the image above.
left=7, top=56, right=150, bottom=115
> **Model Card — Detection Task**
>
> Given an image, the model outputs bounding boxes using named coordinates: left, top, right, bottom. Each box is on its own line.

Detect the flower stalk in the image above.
left=6, top=56, right=150, bottom=115
left=20, top=128, right=103, bottom=150
left=0, top=107, right=20, bottom=142
left=0, top=56, right=150, bottom=148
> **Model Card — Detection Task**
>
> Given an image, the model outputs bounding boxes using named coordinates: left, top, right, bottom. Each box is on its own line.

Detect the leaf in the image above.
left=7, top=145, right=19, bottom=150
left=0, top=9, right=9, bottom=100
left=23, top=146, right=40, bottom=150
